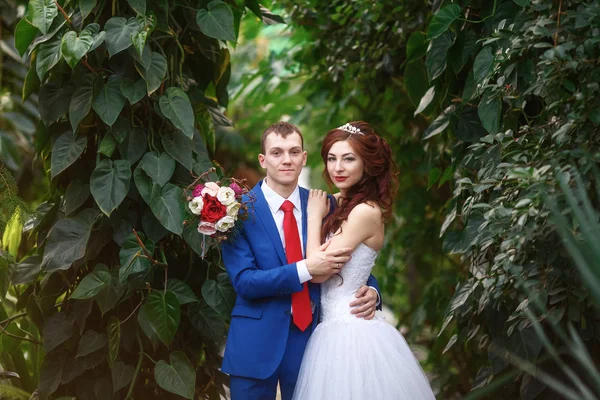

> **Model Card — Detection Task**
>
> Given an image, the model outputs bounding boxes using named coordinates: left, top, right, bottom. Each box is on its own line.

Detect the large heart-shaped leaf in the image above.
left=120, top=77, right=146, bottom=105
left=167, top=279, right=199, bottom=305
left=406, top=31, right=427, bottom=62
left=11, top=254, right=42, bottom=285
left=140, top=151, right=176, bottom=187
left=51, top=131, right=87, bottom=179
left=15, top=18, right=38, bottom=56
left=137, top=52, right=167, bottom=95
left=39, top=82, right=74, bottom=124
left=161, top=129, right=192, bottom=170
left=90, top=159, right=131, bottom=216
left=71, top=264, right=110, bottom=299
left=118, top=232, right=155, bottom=282
left=38, top=351, right=66, bottom=398
left=196, top=0, right=236, bottom=42
left=138, top=290, right=180, bottom=346
left=134, top=166, right=153, bottom=205
left=61, top=24, right=100, bottom=68
left=77, top=330, right=107, bottom=357
left=80, top=0, right=97, bottom=19
left=30, top=0, right=57, bottom=35
left=36, top=35, right=62, bottom=80
left=188, top=301, right=226, bottom=343
left=42, top=209, right=98, bottom=272
left=23, top=58, right=40, bottom=102
left=69, top=73, right=95, bottom=132
left=142, top=208, right=168, bottom=243
left=159, top=90, right=194, bottom=139
left=64, top=179, right=91, bottom=216
left=43, top=312, right=75, bottom=353
left=427, top=4, right=461, bottom=40
left=111, top=361, right=134, bottom=392
left=154, top=351, right=196, bottom=399
left=426, top=31, right=455, bottom=81
left=202, top=273, right=235, bottom=319
left=150, top=183, right=186, bottom=235
left=93, top=75, right=126, bottom=127
left=104, top=17, right=140, bottom=57
left=99, top=132, right=118, bottom=157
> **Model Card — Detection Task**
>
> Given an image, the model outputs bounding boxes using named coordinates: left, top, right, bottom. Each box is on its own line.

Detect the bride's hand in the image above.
left=308, top=189, right=330, bottom=220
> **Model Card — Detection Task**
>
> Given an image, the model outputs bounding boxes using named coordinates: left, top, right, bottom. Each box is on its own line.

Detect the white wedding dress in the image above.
left=292, top=243, right=436, bottom=400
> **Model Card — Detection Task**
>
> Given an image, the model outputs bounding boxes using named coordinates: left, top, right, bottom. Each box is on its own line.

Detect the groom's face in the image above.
left=258, top=132, right=307, bottom=190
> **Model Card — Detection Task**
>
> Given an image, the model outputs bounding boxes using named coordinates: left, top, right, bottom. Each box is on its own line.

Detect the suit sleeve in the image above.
left=366, top=274, right=383, bottom=311
left=221, top=229, right=304, bottom=301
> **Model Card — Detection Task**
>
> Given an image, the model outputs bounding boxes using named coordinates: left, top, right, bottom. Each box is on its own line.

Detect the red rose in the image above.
left=201, top=194, right=227, bottom=223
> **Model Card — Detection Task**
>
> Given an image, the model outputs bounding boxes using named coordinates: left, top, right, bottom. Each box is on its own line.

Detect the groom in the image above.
left=221, top=122, right=381, bottom=400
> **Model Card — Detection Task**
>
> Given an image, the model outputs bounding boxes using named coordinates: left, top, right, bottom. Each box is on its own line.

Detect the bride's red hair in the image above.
left=321, top=121, right=398, bottom=241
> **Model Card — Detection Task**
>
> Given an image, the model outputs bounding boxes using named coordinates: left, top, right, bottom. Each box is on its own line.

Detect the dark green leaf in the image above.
left=96, top=267, right=126, bottom=315
left=104, top=17, right=140, bottom=57
left=42, top=208, right=98, bottom=272
left=118, top=232, right=154, bottom=283
left=137, top=51, right=167, bottom=95
left=202, top=273, right=235, bottom=319
left=23, top=58, right=40, bottom=102
left=161, top=129, right=193, bottom=170
left=131, top=30, right=148, bottom=58
left=51, top=131, right=86, bottom=179
left=406, top=31, right=427, bottom=62
left=80, top=0, right=97, bottom=19
left=196, top=0, right=236, bottom=42
left=15, top=18, right=38, bottom=56
left=69, top=73, right=95, bottom=132
left=138, top=290, right=180, bottom=346
left=71, top=264, right=110, bottom=299
left=126, top=0, right=146, bottom=15
left=92, top=75, right=127, bottom=127
left=111, top=361, right=134, bottom=392
left=142, top=207, right=168, bottom=243
left=118, top=127, right=147, bottom=164
left=426, top=31, right=454, bottom=81
left=30, top=0, right=58, bottom=35
left=154, top=351, right=196, bottom=399
left=139, top=151, right=176, bottom=187
left=61, top=24, right=100, bottom=68
left=120, top=77, right=146, bottom=105
left=513, top=0, right=531, bottom=7
left=428, top=4, right=461, bottom=40
left=473, top=46, right=494, bottom=83
left=77, top=330, right=107, bottom=357
left=404, top=60, right=429, bottom=107
left=167, top=279, right=199, bottom=305
left=11, top=254, right=42, bottom=285
left=39, top=351, right=66, bottom=399
left=90, top=159, right=131, bottom=216
left=183, top=221, right=206, bottom=257
left=36, top=35, right=62, bottom=80
left=39, top=81, right=74, bottom=124
left=478, top=93, right=502, bottom=134
left=43, top=312, right=74, bottom=353
left=456, top=107, right=487, bottom=142
left=98, top=132, right=118, bottom=157
left=423, top=105, right=455, bottom=140
left=150, top=183, right=186, bottom=235
left=428, top=167, right=442, bottom=190
left=159, top=89, right=195, bottom=139
left=189, top=301, right=226, bottom=343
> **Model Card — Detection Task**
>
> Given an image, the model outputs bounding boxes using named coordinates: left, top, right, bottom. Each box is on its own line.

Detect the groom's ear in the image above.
left=258, top=153, right=266, bottom=168
left=302, top=151, right=307, bottom=166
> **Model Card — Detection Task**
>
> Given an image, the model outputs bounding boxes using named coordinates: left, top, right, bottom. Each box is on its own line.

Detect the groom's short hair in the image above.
left=261, top=122, right=304, bottom=154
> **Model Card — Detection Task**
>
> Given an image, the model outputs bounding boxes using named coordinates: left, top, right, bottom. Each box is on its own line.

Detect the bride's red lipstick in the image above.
left=334, top=176, right=348, bottom=182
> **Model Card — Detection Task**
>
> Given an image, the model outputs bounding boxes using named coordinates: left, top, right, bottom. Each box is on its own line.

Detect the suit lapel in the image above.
left=252, top=182, right=287, bottom=264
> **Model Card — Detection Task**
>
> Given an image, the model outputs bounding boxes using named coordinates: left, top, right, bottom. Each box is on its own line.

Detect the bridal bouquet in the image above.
left=187, top=179, right=248, bottom=240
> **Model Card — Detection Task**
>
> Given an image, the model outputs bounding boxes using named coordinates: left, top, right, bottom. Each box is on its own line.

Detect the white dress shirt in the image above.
left=261, top=180, right=312, bottom=284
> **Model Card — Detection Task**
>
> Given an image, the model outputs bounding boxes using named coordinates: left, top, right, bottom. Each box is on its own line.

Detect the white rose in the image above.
left=201, top=182, right=220, bottom=197
left=215, top=216, right=236, bottom=232
left=217, top=186, right=236, bottom=206
left=188, top=196, right=204, bottom=215
left=197, top=221, right=216, bottom=235
left=226, top=201, right=240, bottom=218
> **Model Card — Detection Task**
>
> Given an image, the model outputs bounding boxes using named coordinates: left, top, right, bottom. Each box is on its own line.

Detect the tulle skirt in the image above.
left=292, top=317, right=436, bottom=400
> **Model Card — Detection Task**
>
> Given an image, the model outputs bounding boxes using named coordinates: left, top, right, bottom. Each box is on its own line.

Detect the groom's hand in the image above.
left=349, top=286, right=378, bottom=320
left=306, top=241, right=352, bottom=282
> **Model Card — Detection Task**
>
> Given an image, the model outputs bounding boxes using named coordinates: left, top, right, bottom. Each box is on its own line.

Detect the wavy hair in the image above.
left=321, top=121, right=398, bottom=241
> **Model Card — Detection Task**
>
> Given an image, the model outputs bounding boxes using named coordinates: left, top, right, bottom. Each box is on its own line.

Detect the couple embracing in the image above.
left=221, top=121, right=435, bottom=399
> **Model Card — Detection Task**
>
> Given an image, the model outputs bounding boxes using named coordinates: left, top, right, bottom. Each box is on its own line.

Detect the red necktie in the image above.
left=280, top=200, right=312, bottom=331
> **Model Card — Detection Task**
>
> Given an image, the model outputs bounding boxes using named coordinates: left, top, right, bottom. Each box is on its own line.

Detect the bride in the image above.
left=292, top=121, right=436, bottom=399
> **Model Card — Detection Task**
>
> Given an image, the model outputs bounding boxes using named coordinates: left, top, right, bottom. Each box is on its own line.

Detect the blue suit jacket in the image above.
left=221, top=181, right=381, bottom=379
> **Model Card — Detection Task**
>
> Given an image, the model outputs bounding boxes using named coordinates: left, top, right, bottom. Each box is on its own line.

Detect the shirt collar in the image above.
left=261, top=179, right=301, bottom=213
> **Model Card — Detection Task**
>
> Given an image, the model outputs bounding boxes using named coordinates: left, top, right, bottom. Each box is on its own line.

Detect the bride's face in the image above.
left=326, top=140, right=364, bottom=193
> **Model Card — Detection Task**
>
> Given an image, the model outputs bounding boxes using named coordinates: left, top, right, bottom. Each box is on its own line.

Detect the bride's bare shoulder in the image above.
left=347, top=202, right=383, bottom=224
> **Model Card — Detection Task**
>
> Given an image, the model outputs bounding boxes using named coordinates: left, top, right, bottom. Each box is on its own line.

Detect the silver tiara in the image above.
left=337, top=123, right=364, bottom=135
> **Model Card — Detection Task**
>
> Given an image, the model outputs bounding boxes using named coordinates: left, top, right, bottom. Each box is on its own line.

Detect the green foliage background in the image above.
left=1, top=0, right=600, bottom=399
